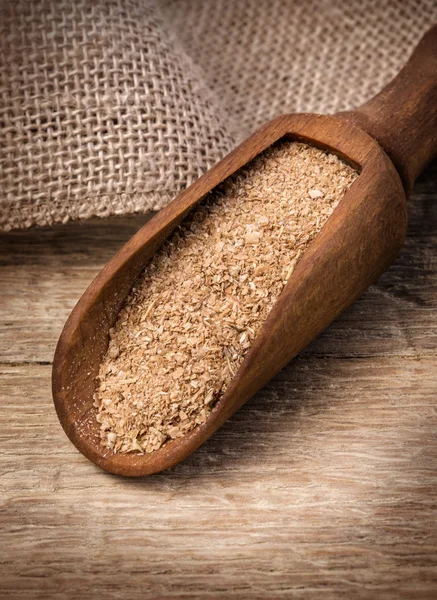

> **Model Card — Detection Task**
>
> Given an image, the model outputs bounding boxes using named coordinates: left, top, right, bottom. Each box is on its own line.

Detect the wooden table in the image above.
left=1, top=163, right=437, bottom=599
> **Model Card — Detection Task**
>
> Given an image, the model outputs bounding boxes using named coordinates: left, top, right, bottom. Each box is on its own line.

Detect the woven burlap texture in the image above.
left=1, top=0, right=436, bottom=231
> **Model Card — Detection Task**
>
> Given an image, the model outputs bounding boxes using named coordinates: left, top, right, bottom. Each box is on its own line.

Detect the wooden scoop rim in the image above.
left=52, top=113, right=402, bottom=476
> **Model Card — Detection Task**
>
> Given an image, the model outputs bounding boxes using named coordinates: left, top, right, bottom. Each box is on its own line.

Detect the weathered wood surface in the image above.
left=1, top=162, right=437, bottom=598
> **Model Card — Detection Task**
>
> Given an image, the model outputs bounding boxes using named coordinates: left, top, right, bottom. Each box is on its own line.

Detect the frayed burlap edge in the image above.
left=0, top=191, right=177, bottom=232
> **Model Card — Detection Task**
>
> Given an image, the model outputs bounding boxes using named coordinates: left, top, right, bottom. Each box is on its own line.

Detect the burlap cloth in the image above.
left=1, top=0, right=436, bottom=231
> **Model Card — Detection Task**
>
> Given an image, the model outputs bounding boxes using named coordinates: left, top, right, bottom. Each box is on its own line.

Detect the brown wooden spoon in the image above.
left=53, top=25, right=437, bottom=476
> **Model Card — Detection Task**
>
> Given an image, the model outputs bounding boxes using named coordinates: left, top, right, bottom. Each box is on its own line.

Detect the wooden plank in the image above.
left=1, top=164, right=437, bottom=365
left=1, top=158, right=436, bottom=597
left=1, top=358, right=436, bottom=598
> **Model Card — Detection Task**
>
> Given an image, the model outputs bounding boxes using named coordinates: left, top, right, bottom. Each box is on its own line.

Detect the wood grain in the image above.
left=1, top=161, right=437, bottom=597
left=2, top=356, right=437, bottom=599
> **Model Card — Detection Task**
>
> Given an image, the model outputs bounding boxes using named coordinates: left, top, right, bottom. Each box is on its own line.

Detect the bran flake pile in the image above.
left=95, top=140, right=357, bottom=454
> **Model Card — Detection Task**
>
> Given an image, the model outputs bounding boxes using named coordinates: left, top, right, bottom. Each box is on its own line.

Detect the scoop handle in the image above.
left=338, top=24, right=437, bottom=192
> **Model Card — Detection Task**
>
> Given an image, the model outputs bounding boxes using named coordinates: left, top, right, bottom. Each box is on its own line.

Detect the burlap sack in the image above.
left=1, top=0, right=436, bottom=231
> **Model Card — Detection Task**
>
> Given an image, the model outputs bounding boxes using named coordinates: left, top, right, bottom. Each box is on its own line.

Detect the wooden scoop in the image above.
left=53, top=26, right=437, bottom=476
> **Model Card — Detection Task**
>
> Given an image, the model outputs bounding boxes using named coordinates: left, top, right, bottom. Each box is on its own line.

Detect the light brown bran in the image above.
left=95, top=140, right=357, bottom=454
